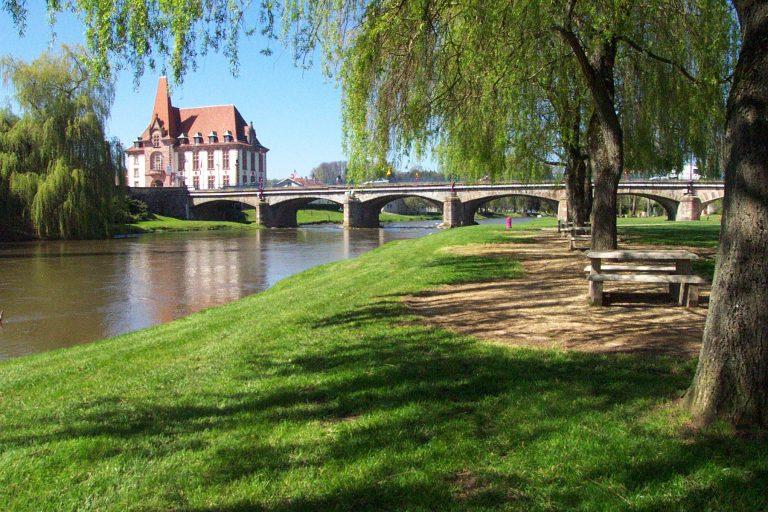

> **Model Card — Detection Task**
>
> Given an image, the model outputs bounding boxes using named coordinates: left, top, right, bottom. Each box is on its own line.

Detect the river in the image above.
left=0, top=217, right=532, bottom=359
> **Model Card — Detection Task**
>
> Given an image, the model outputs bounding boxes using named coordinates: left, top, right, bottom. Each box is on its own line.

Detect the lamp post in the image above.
left=258, top=169, right=265, bottom=200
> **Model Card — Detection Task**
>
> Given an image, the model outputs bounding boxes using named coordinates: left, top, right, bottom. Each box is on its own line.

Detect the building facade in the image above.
left=125, top=77, right=268, bottom=189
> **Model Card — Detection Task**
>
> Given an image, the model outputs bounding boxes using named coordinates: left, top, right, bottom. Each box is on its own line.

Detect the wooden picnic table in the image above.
left=585, top=249, right=702, bottom=306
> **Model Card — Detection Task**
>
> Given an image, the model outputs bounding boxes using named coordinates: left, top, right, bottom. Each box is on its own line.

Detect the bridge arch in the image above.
left=460, top=193, right=560, bottom=225
left=616, top=192, right=679, bottom=220
left=263, top=196, right=344, bottom=228
left=192, top=198, right=261, bottom=222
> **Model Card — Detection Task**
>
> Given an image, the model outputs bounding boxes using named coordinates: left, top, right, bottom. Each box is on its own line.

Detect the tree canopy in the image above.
left=5, top=1, right=736, bottom=184
left=0, top=48, right=120, bottom=239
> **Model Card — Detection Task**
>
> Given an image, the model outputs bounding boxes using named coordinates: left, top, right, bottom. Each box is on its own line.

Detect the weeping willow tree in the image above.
left=0, top=48, right=119, bottom=240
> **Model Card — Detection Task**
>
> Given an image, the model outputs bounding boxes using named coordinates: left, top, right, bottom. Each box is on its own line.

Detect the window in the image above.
left=178, top=153, right=185, bottom=172
left=133, top=155, right=139, bottom=166
left=223, top=151, right=229, bottom=170
left=223, top=175, right=229, bottom=187
left=151, top=152, right=163, bottom=171
left=133, top=168, right=139, bottom=178
left=193, top=151, right=199, bottom=171
left=207, top=152, right=214, bottom=170
left=134, top=181, right=139, bottom=187
left=250, top=174, right=256, bottom=183
left=207, top=176, right=216, bottom=189
left=152, top=132, right=160, bottom=148
left=193, top=176, right=200, bottom=189
left=242, top=174, right=247, bottom=185
left=243, top=151, right=249, bottom=170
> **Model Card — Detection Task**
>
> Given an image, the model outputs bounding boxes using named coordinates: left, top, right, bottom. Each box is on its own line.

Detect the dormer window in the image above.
left=134, top=137, right=143, bottom=148
left=223, top=130, right=233, bottom=143
left=151, top=132, right=161, bottom=148
left=177, top=133, right=189, bottom=145
left=193, top=132, right=203, bottom=145
left=208, top=131, right=217, bottom=144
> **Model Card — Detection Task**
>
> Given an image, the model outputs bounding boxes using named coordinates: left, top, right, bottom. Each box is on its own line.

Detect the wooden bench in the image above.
left=569, top=234, right=591, bottom=251
left=588, top=273, right=705, bottom=306
left=558, top=221, right=591, bottom=237
left=583, top=264, right=675, bottom=273
left=586, top=249, right=704, bottom=307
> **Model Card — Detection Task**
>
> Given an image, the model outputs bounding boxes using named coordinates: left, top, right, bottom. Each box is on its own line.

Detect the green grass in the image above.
left=291, top=209, right=441, bottom=225
left=117, top=214, right=259, bottom=234
left=117, top=209, right=441, bottom=234
left=2, top=221, right=764, bottom=511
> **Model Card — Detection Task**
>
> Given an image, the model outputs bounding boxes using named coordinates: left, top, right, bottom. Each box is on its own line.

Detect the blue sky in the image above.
left=0, top=5, right=355, bottom=179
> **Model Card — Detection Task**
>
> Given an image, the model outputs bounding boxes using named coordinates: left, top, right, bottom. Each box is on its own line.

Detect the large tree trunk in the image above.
left=556, top=29, right=623, bottom=250
left=565, top=144, right=591, bottom=226
left=685, top=1, right=768, bottom=429
left=587, top=110, right=623, bottom=250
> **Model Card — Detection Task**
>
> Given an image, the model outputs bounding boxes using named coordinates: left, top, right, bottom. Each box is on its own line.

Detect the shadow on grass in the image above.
left=3, top=297, right=766, bottom=510
left=423, top=254, right=524, bottom=285
left=620, top=224, right=721, bottom=248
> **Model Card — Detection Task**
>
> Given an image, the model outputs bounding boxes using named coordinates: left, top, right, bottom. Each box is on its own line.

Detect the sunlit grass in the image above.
left=1, top=221, right=762, bottom=511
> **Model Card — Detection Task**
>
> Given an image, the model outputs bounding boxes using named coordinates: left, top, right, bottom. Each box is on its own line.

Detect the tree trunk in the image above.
left=587, top=111, right=623, bottom=249
left=565, top=145, right=591, bottom=225
left=685, top=0, right=768, bottom=429
left=555, top=29, right=623, bottom=250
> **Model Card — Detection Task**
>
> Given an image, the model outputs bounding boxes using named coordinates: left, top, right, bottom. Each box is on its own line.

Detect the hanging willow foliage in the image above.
left=0, top=48, right=119, bottom=240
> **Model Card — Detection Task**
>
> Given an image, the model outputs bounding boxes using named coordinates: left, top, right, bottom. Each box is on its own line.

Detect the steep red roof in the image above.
left=177, top=105, right=249, bottom=142
left=150, top=76, right=175, bottom=138
left=140, top=77, right=267, bottom=150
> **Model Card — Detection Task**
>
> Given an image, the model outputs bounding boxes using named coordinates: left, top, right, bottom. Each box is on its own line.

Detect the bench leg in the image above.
left=677, top=283, right=688, bottom=306
left=589, top=281, right=604, bottom=306
left=686, top=285, right=700, bottom=307
left=669, top=283, right=680, bottom=301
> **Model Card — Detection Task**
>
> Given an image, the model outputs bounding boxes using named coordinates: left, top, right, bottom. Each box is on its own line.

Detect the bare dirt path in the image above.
left=406, top=232, right=714, bottom=357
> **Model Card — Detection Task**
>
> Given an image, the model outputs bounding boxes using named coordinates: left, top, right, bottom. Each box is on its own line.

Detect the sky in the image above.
left=0, top=5, right=357, bottom=179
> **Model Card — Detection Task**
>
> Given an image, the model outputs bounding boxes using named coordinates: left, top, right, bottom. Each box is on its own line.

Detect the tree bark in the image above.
left=586, top=109, right=623, bottom=250
left=685, top=0, right=768, bottom=429
left=555, top=28, right=623, bottom=249
left=565, top=145, right=591, bottom=225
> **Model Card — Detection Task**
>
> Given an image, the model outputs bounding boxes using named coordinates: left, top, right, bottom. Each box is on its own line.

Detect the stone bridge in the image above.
left=187, top=180, right=725, bottom=228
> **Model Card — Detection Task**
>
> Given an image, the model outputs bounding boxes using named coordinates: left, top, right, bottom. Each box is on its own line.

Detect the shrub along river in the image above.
left=0, top=218, right=533, bottom=359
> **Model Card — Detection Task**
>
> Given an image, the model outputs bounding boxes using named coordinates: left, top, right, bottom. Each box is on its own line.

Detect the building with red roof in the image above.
left=125, top=77, right=268, bottom=189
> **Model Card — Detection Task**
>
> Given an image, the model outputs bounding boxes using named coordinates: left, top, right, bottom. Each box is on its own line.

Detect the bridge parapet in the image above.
left=184, top=180, right=723, bottom=227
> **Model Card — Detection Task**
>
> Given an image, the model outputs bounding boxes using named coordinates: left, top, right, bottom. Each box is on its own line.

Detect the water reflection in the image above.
left=0, top=224, right=441, bottom=359
left=0, top=217, right=535, bottom=359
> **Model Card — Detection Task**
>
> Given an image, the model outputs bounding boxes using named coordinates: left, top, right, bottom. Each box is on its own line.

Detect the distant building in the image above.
left=274, top=174, right=324, bottom=188
left=125, top=77, right=268, bottom=189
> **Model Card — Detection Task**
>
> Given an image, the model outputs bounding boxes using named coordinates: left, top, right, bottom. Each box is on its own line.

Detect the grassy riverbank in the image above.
left=2, top=219, right=764, bottom=511
left=116, top=209, right=442, bottom=233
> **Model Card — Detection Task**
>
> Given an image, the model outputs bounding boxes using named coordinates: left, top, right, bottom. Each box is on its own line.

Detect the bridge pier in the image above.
left=440, top=196, right=464, bottom=228
left=676, top=195, right=702, bottom=221
left=557, top=200, right=568, bottom=222
left=255, top=201, right=298, bottom=228
left=343, top=196, right=380, bottom=228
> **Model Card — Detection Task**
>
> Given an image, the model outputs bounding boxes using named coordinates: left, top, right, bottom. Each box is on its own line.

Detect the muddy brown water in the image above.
left=0, top=218, right=532, bottom=359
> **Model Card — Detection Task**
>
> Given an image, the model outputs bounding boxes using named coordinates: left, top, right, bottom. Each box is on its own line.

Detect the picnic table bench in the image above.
left=557, top=220, right=591, bottom=235
left=585, top=249, right=704, bottom=307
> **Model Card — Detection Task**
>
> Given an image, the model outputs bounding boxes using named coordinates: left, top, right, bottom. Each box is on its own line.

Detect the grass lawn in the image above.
left=291, top=209, right=442, bottom=225
left=116, top=209, right=441, bottom=234
left=116, top=214, right=259, bottom=234
left=2, top=220, right=764, bottom=511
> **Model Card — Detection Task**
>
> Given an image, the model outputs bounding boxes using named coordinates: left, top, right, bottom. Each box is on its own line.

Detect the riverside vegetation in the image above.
left=116, top=208, right=443, bottom=234
left=1, top=217, right=765, bottom=511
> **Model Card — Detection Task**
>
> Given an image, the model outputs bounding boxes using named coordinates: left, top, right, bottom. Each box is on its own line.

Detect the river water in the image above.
left=0, top=217, right=531, bottom=359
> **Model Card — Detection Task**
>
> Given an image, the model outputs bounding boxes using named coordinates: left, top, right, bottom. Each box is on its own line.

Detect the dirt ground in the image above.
left=405, top=231, right=715, bottom=357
